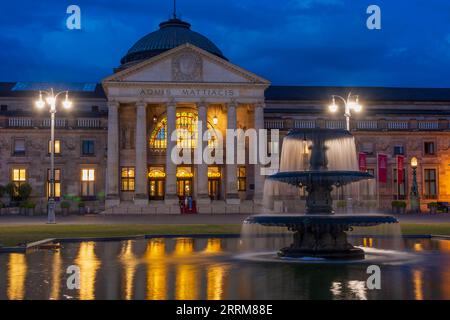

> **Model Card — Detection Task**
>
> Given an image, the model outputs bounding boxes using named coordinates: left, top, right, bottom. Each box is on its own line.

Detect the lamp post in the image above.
left=410, top=156, right=421, bottom=214
left=35, top=89, right=72, bottom=224
left=328, top=93, right=363, bottom=131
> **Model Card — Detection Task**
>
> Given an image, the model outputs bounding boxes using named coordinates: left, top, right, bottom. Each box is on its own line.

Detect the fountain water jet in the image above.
left=245, top=129, right=398, bottom=260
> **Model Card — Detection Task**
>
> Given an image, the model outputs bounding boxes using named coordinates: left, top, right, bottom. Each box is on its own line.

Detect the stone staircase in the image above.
left=101, top=200, right=265, bottom=215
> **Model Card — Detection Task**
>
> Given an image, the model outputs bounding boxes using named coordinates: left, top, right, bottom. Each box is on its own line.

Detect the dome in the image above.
left=120, top=18, right=227, bottom=67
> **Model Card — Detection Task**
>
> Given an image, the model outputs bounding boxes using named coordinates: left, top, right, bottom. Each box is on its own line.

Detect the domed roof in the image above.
left=120, top=18, right=227, bottom=66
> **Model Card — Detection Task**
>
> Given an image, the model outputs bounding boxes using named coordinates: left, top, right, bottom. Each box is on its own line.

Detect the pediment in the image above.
left=103, top=44, right=270, bottom=85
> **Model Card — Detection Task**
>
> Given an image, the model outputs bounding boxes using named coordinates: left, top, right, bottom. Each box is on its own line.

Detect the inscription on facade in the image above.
left=139, top=88, right=236, bottom=98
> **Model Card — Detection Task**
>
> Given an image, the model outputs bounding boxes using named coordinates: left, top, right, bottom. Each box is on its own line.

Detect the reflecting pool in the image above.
left=0, top=236, right=449, bottom=300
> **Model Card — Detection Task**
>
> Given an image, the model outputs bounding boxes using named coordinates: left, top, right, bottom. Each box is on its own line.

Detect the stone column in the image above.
left=197, top=101, right=210, bottom=204
left=165, top=101, right=178, bottom=204
left=226, top=101, right=240, bottom=204
left=134, top=101, right=148, bottom=205
left=106, top=101, right=120, bottom=208
left=254, top=103, right=265, bottom=204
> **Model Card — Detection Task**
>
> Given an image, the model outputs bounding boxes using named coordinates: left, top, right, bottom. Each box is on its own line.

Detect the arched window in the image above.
left=149, top=112, right=217, bottom=150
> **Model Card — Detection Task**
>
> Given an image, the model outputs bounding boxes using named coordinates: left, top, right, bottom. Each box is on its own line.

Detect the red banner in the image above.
left=358, top=153, right=367, bottom=172
left=377, top=153, right=388, bottom=183
left=397, top=155, right=405, bottom=185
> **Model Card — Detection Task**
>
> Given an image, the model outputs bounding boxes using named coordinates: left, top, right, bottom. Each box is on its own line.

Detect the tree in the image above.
left=5, top=183, right=17, bottom=200
left=18, top=183, right=32, bottom=201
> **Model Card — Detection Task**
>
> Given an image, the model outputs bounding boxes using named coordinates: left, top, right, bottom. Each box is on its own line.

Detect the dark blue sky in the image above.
left=1, top=0, right=449, bottom=87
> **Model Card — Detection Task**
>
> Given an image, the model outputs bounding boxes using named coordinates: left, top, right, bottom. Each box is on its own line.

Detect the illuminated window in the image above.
left=12, top=168, right=26, bottom=186
left=150, top=112, right=217, bottom=150
left=47, top=169, right=61, bottom=200
left=48, top=140, right=61, bottom=154
left=424, top=169, right=437, bottom=199
left=237, top=166, right=246, bottom=191
left=81, top=169, right=95, bottom=197
left=121, top=167, right=135, bottom=192
left=13, top=138, right=25, bottom=156
left=11, top=169, right=26, bottom=199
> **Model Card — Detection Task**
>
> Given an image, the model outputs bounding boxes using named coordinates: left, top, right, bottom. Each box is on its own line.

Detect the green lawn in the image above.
left=0, top=224, right=242, bottom=247
left=0, top=223, right=449, bottom=247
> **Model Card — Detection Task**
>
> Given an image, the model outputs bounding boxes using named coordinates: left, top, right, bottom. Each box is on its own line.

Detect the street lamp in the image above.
left=35, top=88, right=72, bottom=224
left=328, top=93, right=363, bottom=131
left=212, top=115, right=219, bottom=126
left=410, top=156, right=421, bottom=214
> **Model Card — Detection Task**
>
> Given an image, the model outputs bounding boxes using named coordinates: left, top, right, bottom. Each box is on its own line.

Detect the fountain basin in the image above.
left=267, top=170, right=374, bottom=186
left=244, top=214, right=398, bottom=228
left=245, top=214, right=399, bottom=260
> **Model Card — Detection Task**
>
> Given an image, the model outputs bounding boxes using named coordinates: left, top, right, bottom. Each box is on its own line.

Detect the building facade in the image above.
left=1, top=17, right=449, bottom=214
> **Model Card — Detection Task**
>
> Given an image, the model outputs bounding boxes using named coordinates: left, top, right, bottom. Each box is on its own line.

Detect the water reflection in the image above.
left=330, top=281, right=367, bottom=300
left=7, top=254, right=27, bottom=300
left=173, top=238, right=194, bottom=257
left=145, top=239, right=167, bottom=300
left=413, top=269, right=424, bottom=300
left=207, top=265, right=228, bottom=300
left=174, top=238, right=198, bottom=300
left=1, top=237, right=450, bottom=300
left=119, top=241, right=139, bottom=300
left=347, top=281, right=367, bottom=300
left=204, top=239, right=222, bottom=254
left=362, top=238, right=374, bottom=248
left=414, top=242, right=423, bottom=252
left=176, top=265, right=198, bottom=300
left=50, top=250, right=62, bottom=300
left=75, top=242, right=101, bottom=300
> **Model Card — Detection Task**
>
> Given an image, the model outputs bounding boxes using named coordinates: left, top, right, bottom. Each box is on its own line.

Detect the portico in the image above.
left=102, top=44, right=270, bottom=214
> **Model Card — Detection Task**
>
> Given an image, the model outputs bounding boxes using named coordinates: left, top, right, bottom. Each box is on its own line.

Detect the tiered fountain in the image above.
left=245, top=129, right=398, bottom=260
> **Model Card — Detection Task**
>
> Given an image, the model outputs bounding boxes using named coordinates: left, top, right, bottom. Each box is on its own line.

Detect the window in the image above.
left=393, top=146, right=404, bottom=156
left=237, top=166, right=246, bottom=191
left=81, top=169, right=95, bottom=198
left=82, top=140, right=95, bottom=156
left=121, top=167, right=135, bottom=192
left=12, top=168, right=26, bottom=186
left=1, top=105, right=7, bottom=111
left=424, top=142, right=435, bottom=155
left=48, top=140, right=61, bottom=154
left=47, top=169, right=61, bottom=200
left=424, top=169, right=437, bottom=199
left=11, top=169, right=26, bottom=199
left=149, top=112, right=216, bottom=150
left=13, top=138, right=26, bottom=156
left=393, top=168, right=407, bottom=200
left=362, top=142, right=375, bottom=156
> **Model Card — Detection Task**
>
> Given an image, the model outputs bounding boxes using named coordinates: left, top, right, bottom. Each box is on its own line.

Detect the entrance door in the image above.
left=208, top=179, right=220, bottom=200
left=177, top=179, right=192, bottom=198
left=149, top=179, right=165, bottom=200
left=149, top=167, right=166, bottom=200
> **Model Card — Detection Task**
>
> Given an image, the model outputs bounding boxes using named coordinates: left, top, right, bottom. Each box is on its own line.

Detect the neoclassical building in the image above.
left=0, top=17, right=449, bottom=214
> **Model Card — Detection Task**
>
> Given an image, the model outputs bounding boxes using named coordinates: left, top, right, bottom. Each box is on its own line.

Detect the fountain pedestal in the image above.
left=279, top=223, right=364, bottom=260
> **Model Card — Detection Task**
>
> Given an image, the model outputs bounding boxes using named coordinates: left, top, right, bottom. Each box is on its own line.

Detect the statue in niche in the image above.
left=438, top=137, right=450, bottom=151
left=407, top=139, right=421, bottom=151
left=64, top=138, right=76, bottom=151
left=121, top=126, right=135, bottom=150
